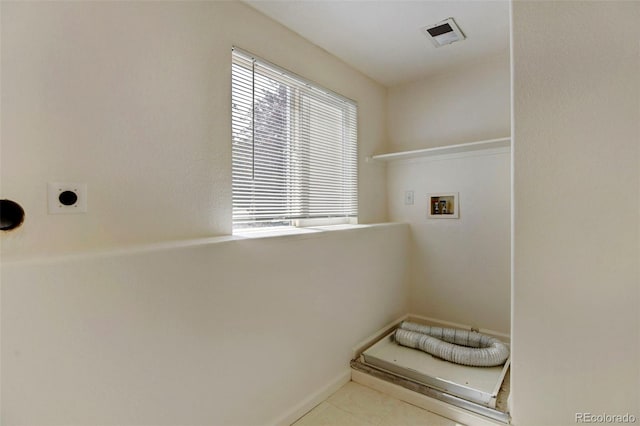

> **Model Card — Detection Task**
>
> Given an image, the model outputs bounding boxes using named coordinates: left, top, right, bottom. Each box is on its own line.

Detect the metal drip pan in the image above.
left=360, top=331, right=510, bottom=408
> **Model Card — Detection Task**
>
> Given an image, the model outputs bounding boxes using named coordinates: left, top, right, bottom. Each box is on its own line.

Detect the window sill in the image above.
left=232, top=223, right=372, bottom=240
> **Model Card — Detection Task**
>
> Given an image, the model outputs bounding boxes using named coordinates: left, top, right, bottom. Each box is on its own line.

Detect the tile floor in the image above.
left=293, top=381, right=463, bottom=426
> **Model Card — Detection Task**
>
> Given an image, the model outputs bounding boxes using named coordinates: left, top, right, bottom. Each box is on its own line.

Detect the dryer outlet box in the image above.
left=48, top=182, right=87, bottom=214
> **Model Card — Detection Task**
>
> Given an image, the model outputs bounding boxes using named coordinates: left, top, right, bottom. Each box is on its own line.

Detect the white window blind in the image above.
left=231, top=47, right=358, bottom=229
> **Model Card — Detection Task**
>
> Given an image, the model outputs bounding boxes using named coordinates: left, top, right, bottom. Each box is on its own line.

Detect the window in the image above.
left=231, top=47, right=358, bottom=230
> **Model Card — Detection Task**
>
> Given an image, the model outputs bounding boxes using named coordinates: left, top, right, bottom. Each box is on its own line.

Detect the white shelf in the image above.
left=369, top=137, right=510, bottom=162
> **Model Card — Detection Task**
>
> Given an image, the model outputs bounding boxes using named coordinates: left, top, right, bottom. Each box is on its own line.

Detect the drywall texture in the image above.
left=1, top=224, right=410, bottom=425
left=512, top=2, right=640, bottom=425
left=385, top=50, right=511, bottom=335
left=387, top=150, right=510, bottom=334
left=387, top=53, right=510, bottom=151
left=0, top=1, right=388, bottom=258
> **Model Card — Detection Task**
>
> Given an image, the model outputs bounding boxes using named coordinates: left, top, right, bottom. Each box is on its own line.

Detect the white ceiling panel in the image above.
left=245, top=0, right=510, bottom=87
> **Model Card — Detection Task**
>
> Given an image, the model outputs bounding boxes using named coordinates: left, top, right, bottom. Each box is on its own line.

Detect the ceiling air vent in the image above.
left=421, top=18, right=466, bottom=48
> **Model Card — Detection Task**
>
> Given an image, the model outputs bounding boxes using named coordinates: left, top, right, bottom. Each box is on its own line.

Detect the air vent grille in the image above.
left=421, top=18, right=465, bottom=47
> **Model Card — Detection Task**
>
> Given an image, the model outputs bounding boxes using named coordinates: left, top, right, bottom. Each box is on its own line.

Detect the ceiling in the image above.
left=244, top=0, right=510, bottom=87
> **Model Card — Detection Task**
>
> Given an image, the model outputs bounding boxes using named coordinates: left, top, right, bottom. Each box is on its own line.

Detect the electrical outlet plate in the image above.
left=48, top=182, right=87, bottom=214
left=404, top=190, right=414, bottom=205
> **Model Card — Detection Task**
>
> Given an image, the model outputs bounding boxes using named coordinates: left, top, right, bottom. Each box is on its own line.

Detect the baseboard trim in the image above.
left=270, top=369, right=351, bottom=426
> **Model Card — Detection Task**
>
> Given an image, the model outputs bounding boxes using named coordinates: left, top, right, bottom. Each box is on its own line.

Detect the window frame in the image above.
left=231, top=47, right=358, bottom=231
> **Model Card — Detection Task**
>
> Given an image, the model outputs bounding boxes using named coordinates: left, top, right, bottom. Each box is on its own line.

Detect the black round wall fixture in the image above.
left=0, top=199, right=25, bottom=231
left=59, top=190, right=78, bottom=206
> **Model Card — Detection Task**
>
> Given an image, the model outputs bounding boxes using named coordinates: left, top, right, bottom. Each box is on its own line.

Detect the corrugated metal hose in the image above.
left=394, top=321, right=509, bottom=367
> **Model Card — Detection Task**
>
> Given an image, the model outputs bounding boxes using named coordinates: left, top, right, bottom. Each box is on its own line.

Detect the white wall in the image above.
left=386, top=53, right=511, bottom=334
left=387, top=149, right=510, bottom=334
left=511, top=1, right=640, bottom=424
left=0, top=2, right=405, bottom=424
left=387, top=53, right=510, bottom=152
left=1, top=224, right=410, bottom=425
left=0, top=1, right=388, bottom=259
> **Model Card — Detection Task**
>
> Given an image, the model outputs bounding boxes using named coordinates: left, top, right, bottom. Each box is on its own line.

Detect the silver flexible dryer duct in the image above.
left=394, top=321, right=509, bottom=367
